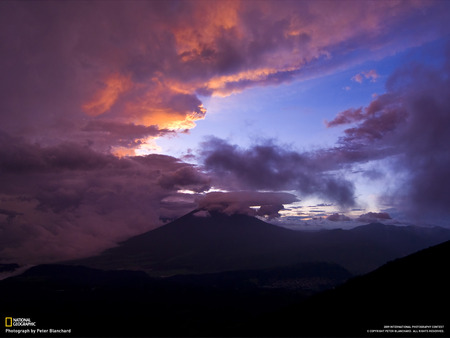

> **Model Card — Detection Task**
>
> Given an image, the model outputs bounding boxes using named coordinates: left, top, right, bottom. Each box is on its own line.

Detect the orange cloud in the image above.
left=139, top=109, right=206, bottom=131
left=121, top=79, right=206, bottom=129
left=72, top=0, right=435, bottom=155
left=111, top=146, right=137, bottom=158
left=173, top=0, right=241, bottom=58
left=82, top=74, right=206, bottom=149
left=83, top=74, right=131, bottom=116
left=206, top=66, right=299, bottom=97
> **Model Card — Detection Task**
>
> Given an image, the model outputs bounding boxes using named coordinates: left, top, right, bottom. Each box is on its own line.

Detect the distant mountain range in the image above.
left=247, top=239, right=450, bottom=337
left=3, top=210, right=450, bottom=337
left=0, top=262, right=349, bottom=337
left=1, top=239, right=448, bottom=337
left=68, top=210, right=450, bottom=275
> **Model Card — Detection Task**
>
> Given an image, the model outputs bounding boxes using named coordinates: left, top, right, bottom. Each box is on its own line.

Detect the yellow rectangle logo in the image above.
left=5, top=317, right=12, bottom=327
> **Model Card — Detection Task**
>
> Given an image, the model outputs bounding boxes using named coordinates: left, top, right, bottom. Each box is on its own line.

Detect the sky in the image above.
left=1, top=0, right=450, bottom=265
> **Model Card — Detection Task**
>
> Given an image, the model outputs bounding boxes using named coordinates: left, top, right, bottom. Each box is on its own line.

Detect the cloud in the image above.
left=325, top=107, right=364, bottom=127
left=200, top=137, right=356, bottom=208
left=352, top=70, right=379, bottom=83
left=158, top=166, right=211, bottom=193
left=81, top=120, right=174, bottom=154
left=326, top=89, right=409, bottom=144
left=351, top=73, right=364, bottom=84
left=0, top=132, right=210, bottom=264
left=0, top=1, right=447, bottom=152
left=0, top=209, right=23, bottom=223
left=197, top=191, right=298, bottom=218
left=326, top=49, right=450, bottom=222
left=193, top=210, right=211, bottom=218
left=358, top=212, right=392, bottom=223
left=363, top=70, right=379, bottom=82
left=326, top=213, right=352, bottom=222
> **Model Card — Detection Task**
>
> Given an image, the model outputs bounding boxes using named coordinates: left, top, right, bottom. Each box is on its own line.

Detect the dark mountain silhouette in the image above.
left=166, top=261, right=352, bottom=294
left=1, top=241, right=448, bottom=337
left=70, top=210, right=307, bottom=274
left=0, top=263, right=19, bottom=273
left=0, top=262, right=348, bottom=337
left=69, top=210, right=450, bottom=275
left=246, top=240, right=450, bottom=337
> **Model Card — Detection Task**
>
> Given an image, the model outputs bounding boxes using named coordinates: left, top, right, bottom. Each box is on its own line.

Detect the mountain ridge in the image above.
left=66, top=210, right=450, bottom=276
left=0, top=261, right=349, bottom=337
left=2, top=240, right=448, bottom=337
left=246, top=239, right=450, bottom=336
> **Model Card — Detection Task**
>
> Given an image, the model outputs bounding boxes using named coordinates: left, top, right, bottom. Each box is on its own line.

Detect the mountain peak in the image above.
left=66, top=212, right=450, bottom=276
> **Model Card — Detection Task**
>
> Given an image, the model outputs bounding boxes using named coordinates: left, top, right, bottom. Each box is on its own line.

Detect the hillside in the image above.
left=0, top=262, right=348, bottom=337
left=2, top=241, right=448, bottom=337
left=69, top=210, right=450, bottom=275
left=247, top=240, right=450, bottom=337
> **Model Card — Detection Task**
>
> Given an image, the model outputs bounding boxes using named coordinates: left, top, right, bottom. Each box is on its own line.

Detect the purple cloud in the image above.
left=197, top=191, right=298, bottom=218
left=327, top=52, right=450, bottom=221
left=358, top=212, right=392, bottom=223
left=200, top=137, right=355, bottom=208
left=0, top=132, right=210, bottom=264
left=327, top=213, right=352, bottom=222
left=325, top=107, right=365, bottom=128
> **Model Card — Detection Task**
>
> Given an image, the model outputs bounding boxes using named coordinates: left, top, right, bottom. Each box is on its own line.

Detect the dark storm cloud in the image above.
left=197, top=191, right=298, bottom=218
left=327, top=52, right=450, bottom=220
left=327, top=213, right=352, bottom=222
left=0, top=131, right=111, bottom=175
left=82, top=121, right=164, bottom=139
left=0, top=132, right=210, bottom=264
left=358, top=212, right=392, bottom=223
left=81, top=120, right=174, bottom=152
left=158, top=166, right=211, bottom=193
left=200, top=137, right=355, bottom=208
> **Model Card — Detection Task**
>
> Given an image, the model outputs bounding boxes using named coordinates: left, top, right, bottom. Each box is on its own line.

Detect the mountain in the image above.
left=247, top=239, right=450, bottom=337
left=69, top=210, right=306, bottom=275
left=0, top=262, right=347, bottom=337
left=2, top=241, right=448, bottom=337
left=69, top=210, right=450, bottom=275
left=166, top=261, right=352, bottom=294
left=0, top=264, right=19, bottom=273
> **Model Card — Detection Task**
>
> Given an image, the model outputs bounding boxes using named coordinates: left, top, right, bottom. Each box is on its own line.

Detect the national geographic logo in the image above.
left=4, top=317, right=36, bottom=327
left=5, top=317, right=12, bottom=327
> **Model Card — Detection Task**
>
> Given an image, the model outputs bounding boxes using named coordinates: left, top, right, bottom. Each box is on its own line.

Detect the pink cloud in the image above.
left=0, top=1, right=446, bottom=152
left=352, top=73, right=364, bottom=83
left=352, top=70, right=379, bottom=83
left=326, top=107, right=365, bottom=127
left=363, top=70, right=379, bottom=82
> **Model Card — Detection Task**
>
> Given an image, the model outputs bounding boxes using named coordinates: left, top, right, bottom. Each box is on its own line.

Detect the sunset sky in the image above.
left=1, top=0, right=450, bottom=264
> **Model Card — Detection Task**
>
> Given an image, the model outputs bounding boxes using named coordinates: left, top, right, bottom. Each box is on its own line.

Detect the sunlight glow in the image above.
left=83, top=74, right=131, bottom=116
left=134, top=139, right=163, bottom=156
